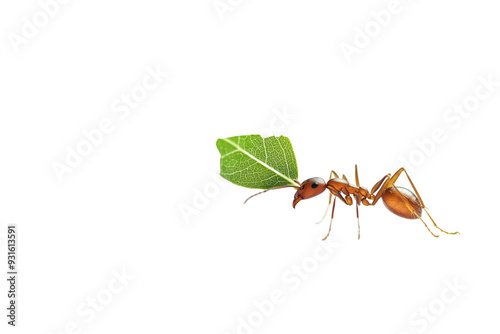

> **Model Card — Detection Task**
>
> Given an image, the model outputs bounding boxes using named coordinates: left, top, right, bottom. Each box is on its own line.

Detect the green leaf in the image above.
left=216, top=135, right=299, bottom=189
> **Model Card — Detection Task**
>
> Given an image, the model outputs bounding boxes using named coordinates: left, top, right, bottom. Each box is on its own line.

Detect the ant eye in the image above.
left=311, top=182, right=319, bottom=189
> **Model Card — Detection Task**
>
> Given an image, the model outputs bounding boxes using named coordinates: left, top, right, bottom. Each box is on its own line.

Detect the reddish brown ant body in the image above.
left=245, top=166, right=459, bottom=240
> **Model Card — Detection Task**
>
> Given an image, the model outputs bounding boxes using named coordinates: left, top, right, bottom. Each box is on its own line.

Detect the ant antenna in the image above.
left=244, top=185, right=298, bottom=204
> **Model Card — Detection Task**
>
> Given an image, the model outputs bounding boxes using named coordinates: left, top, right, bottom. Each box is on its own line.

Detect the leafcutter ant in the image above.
left=245, top=166, right=459, bottom=240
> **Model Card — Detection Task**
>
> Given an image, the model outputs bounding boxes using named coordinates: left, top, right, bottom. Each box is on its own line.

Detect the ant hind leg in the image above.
left=423, top=208, right=460, bottom=235
left=391, top=168, right=459, bottom=236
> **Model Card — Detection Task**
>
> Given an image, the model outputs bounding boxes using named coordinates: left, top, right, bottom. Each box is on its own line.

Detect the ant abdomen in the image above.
left=382, top=186, right=423, bottom=219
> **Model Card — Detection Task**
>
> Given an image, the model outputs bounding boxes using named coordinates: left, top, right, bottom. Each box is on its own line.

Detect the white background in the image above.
left=1, top=0, right=499, bottom=333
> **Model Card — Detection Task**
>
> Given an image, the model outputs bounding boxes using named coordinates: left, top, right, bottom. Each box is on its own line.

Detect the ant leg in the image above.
left=355, top=193, right=361, bottom=240
left=315, top=170, right=339, bottom=224
left=390, top=168, right=459, bottom=235
left=322, top=197, right=337, bottom=240
left=370, top=174, right=392, bottom=205
left=315, top=192, right=332, bottom=224
left=327, top=187, right=348, bottom=205
left=423, top=208, right=459, bottom=235
left=355, top=164, right=360, bottom=187
left=354, top=167, right=362, bottom=239
left=356, top=202, right=360, bottom=240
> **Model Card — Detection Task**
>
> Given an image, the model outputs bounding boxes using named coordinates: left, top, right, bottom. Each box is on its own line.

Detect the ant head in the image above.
left=293, top=177, right=327, bottom=208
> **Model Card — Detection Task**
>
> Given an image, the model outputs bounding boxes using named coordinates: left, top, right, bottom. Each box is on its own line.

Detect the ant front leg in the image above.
left=354, top=165, right=361, bottom=240
left=315, top=191, right=333, bottom=225
left=322, top=197, right=337, bottom=240
left=315, top=170, right=340, bottom=225
left=355, top=192, right=361, bottom=240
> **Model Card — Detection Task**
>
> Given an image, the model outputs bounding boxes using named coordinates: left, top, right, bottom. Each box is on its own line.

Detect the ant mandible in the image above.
left=245, top=165, right=459, bottom=240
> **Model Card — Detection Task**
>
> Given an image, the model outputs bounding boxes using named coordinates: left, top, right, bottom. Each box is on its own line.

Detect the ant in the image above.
left=245, top=165, right=459, bottom=240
